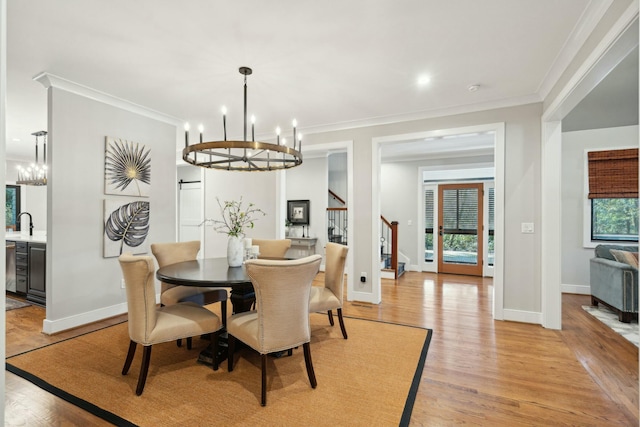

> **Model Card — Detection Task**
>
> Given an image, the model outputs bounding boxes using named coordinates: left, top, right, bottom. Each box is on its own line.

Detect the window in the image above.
left=591, top=198, right=638, bottom=241
left=587, top=148, right=638, bottom=243
left=5, top=185, right=21, bottom=231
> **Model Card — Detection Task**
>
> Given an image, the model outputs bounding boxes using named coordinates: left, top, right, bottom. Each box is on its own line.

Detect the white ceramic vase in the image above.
left=227, top=235, right=244, bottom=267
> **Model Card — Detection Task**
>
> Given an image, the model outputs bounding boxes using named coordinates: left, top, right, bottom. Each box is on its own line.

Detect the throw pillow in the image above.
left=610, top=249, right=639, bottom=269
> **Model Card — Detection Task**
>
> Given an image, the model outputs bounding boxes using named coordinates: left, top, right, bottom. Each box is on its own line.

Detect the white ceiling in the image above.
left=6, top=0, right=605, bottom=161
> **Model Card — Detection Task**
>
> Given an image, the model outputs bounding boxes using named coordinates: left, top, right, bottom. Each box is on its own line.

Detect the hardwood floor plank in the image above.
left=4, top=272, right=639, bottom=426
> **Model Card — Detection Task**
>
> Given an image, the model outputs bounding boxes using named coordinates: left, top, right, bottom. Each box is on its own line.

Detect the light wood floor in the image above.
left=5, top=272, right=639, bottom=426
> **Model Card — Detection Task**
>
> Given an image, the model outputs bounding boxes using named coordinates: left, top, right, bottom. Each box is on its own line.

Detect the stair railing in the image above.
left=327, top=190, right=348, bottom=245
left=327, top=207, right=348, bottom=245
left=381, top=215, right=399, bottom=279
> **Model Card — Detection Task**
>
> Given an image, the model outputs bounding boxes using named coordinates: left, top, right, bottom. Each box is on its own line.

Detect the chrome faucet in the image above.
left=17, top=212, right=33, bottom=236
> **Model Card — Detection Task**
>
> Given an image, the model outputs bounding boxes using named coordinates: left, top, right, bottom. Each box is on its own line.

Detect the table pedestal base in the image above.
left=197, top=338, right=228, bottom=367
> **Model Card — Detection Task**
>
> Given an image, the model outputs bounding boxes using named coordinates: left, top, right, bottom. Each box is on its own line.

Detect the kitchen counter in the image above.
left=5, top=232, right=47, bottom=244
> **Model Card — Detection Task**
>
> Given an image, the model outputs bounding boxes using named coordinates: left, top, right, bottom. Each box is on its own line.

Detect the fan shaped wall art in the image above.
left=104, top=137, right=151, bottom=197
left=103, top=199, right=150, bottom=257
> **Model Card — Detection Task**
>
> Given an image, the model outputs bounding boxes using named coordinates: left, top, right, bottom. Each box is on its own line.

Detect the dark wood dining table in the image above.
left=156, top=257, right=259, bottom=366
left=156, top=257, right=257, bottom=314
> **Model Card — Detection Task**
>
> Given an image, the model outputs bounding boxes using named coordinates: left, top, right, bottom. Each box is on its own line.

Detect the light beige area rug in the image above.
left=6, top=314, right=432, bottom=426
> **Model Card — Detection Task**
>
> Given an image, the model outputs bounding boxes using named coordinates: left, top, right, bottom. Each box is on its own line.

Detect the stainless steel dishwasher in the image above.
left=6, top=243, right=16, bottom=292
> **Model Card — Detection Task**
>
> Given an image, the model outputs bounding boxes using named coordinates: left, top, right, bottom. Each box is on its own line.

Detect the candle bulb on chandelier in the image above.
left=198, top=124, right=204, bottom=144
left=251, top=115, right=255, bottom=141
left=292, top=119, right=297, bottom=149
left=221, top=106, right=227, bottom=141
left=276, top=126, right=281, bottom=145
left=184, top=123, right=190, bottom=148
left=298, top=133, right=303, bottom=152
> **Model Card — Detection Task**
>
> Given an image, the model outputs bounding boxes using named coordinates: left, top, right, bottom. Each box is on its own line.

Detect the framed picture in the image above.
left=287, top=200, right=310, bottom=225
left=103, top=199, right=150, bottom=258
left=104, top=137, right=151, bottom=197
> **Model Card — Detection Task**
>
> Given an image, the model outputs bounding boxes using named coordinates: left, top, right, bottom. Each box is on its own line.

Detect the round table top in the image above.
left=156, top=257, right=252, bottom=288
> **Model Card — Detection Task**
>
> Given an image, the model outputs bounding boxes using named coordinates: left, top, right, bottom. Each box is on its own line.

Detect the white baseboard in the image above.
left=348, top=290, right=381, bottom=304
left=502, top=308, right=542, bottom=325
left=43, top=301, right=129, bottom=335
left=561, top=283, right=590, bottom=295
left=381, top=270, right=395, bottom=279
left=408, top=264, right=420, bottom=272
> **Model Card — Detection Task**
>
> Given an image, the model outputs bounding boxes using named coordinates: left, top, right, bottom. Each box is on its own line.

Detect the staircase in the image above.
left=327, top=190, right=347, bottom=245
left=380, top=215, right=405, bottom=279
left=326, top=190, right=405, bottom=279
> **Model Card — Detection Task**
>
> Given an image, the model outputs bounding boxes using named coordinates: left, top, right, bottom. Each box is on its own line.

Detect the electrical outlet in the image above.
left=360, top=272, right=367, bottom=283
left=121, top=279, right=126, bottom=289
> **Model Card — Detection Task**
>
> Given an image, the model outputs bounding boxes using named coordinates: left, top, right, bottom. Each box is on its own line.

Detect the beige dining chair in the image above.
left=227, top=254, right=322, bottom=406
left=252, top=238, right=291, bottom=258
left=151, top=241, right=228, bottom=349
left=118, top=253, right=222, bottom=395
left=309, top=242, right=349, bottom=339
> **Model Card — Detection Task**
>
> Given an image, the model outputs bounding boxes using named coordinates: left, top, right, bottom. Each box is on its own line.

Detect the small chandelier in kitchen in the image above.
left=182, top=67, right=303, bottom=171
left=16, top=131, right=48, bottom=186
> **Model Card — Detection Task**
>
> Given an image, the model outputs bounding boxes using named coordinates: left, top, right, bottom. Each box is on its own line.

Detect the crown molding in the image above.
left=537, top=0, right=614, bottom=99
left=299, top=94, right=541, bottom=137
left=33, top=72, right=183, bottom=127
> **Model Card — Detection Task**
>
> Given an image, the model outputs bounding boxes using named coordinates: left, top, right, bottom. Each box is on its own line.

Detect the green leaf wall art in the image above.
left=105, top=137, right=151, bottom=197
left=103, top=200, right=150, bottom=257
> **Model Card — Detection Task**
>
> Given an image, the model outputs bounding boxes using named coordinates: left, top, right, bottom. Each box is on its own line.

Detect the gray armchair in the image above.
left=590, top=244, right=638, bottom=323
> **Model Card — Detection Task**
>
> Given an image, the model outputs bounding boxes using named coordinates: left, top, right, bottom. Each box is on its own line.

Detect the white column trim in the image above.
left=541, top=121, right=562, bottom=330
left=540, top=5, right=639, bottom=330
left=302, top=140, right=356, bottom=302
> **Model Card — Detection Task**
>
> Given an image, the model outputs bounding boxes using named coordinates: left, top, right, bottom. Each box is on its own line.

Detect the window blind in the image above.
left=424, top=190, right=434, bottom=230
left=442, top=188, right=477, bottom=230
left=488, top=187, right=494, bottom=232
left=588, top=148, right=638, bottom=199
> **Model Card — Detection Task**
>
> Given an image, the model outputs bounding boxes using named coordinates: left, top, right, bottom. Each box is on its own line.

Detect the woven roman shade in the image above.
left=588, top=148, right=638, bottom=199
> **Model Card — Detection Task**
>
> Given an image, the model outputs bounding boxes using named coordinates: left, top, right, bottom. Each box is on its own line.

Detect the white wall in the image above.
left=303, top=102, right=542, bottom=314
left=201, top=168, right=279, bottom=258
left=285, top=156, right=328, bottom=257
left=561, top=125, right=639, bottom=292
left=381, top=155, right=494, bottom=270
left=44, top=86, right=178, bottom=333
left=381, top=162, right=419, bottom=267
left=328, top=152, right=347, bottom=207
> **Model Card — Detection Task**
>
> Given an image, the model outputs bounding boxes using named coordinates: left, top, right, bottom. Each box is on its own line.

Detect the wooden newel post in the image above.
left=391, top=221, right=399, bottom=278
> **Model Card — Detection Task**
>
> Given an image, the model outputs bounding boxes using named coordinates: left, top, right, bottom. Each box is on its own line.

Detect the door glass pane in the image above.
left=488, top=187, right=494, bottom=266
left=442, top=188, right=478, bottom=265
left=424, top=189, right=434, bottom=262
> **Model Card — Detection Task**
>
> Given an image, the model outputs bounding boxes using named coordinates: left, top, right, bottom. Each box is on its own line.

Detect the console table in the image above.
left=289, top=237, right=318, bottom=257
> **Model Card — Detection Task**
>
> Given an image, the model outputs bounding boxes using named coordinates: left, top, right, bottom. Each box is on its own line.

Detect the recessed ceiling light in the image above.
left=417, top=75, right=431, bottom=86
left=467, top=84, right=480, bottom=92
left=12, top=138, right=21, bottom=142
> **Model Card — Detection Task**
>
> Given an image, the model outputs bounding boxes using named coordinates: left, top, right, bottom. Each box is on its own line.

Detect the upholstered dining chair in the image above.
left=252, top=238, right=291, bottom=258
left=309, top=242, right=349, bottom=339
left=151, top=241, right=228, bottom=349
left=118, top=253, right=222, bottom=396
left=227, top=254, right=322, bottom=406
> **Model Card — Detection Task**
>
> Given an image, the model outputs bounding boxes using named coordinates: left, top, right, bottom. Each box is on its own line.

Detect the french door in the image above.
left=437, top=183, right=484, bottom=276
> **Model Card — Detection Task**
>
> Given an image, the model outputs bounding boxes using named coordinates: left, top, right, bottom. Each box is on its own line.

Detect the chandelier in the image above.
left=182, top=67, right=303, bottom=171
left=16, top=131, right=48, bottom=186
